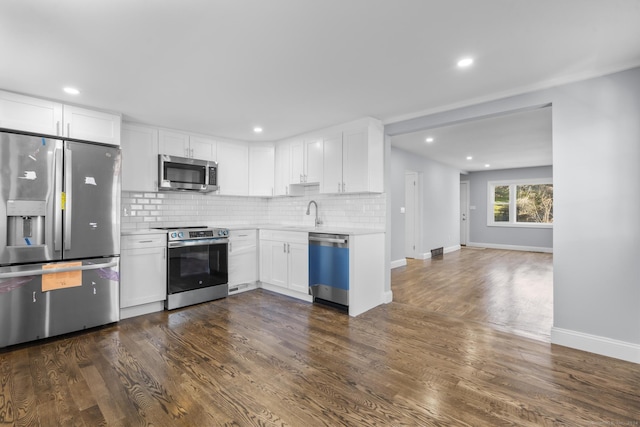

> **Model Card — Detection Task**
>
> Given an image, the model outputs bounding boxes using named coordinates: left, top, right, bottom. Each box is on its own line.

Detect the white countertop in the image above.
left=122, top=225, right=384, bottom=236
left=251, top=224, right=384, bottom=236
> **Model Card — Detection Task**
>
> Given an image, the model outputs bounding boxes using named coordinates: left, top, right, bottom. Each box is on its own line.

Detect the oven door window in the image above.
left=168, top=243, right=228, bottom=294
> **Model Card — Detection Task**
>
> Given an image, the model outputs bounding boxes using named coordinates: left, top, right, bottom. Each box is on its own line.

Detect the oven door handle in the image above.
left=168, top=238, right=228, bottom=248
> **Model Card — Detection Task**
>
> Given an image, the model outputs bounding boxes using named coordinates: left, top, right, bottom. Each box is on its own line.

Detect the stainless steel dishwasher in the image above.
left=308, top=233, right=349, bottom=308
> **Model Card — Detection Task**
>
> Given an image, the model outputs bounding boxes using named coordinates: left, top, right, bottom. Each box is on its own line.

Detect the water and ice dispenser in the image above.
left=6, top=200, right=46, bottom=247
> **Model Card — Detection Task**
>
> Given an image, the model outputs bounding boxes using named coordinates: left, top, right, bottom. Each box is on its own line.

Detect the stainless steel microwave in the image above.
left=158, top=154, right=218, bottom=192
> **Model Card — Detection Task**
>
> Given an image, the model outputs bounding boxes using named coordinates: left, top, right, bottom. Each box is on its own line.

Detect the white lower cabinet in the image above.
left=228, top=229, right=258, bottom=294
left=259, top=230, right=310, bottom=299
left=120, top=233, right=167, bottom=319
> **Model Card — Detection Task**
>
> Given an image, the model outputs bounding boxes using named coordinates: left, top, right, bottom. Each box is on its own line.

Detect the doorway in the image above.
left=404, top=171, right=419, bottom=259
left=460, top=180, right=469, bottom=246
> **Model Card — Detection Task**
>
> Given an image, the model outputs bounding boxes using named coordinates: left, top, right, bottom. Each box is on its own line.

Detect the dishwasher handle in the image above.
left=309, top=234, right=349, bottom=247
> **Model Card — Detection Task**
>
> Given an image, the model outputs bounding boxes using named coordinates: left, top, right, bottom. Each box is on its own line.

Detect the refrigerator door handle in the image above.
left=54, top=145, right=63, bottom=252
left=0, top=260, right=118, bottom=279
left=64, top=147, right=72, bottom=251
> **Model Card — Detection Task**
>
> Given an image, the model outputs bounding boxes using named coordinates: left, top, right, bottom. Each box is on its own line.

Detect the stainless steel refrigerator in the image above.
left=0, top=130, right=120, bottom=348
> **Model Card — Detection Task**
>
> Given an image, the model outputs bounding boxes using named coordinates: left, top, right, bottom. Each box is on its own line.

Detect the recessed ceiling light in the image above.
left=457, top=57, right=474, bottom=68
left=466, top=156, right=473, bottom=160
left=484, top=164, right=490, bottom=168
left=253, top=127, right=263, bottom=133
left=425, top=137, right=434, bottom=143
left=63, top=87, right=80, bottom=95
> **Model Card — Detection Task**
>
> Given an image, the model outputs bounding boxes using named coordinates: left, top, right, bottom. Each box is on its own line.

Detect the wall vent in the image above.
left=431, top=247, right=444, bottom=258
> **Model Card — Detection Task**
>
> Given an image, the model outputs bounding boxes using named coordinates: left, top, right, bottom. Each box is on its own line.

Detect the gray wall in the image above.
left=390, top=146, right=460, bottom=263
left=466, top=166, right=553, bottom=249
left=385, top=66, right=640, bottom=360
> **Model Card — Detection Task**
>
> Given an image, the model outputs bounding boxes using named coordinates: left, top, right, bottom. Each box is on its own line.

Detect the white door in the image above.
left=404, top=171, right=418, bottom=258
left=460, top=181, right=469, bottom=246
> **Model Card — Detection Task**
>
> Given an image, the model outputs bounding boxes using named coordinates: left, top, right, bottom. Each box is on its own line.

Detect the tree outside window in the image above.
left=488, top=179, right=553, bottom=227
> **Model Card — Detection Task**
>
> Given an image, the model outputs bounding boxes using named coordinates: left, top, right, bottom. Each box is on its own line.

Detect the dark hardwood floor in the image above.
left=1, top=253, right=638, bottom=425
left=392, top=247, right=553, bottom=341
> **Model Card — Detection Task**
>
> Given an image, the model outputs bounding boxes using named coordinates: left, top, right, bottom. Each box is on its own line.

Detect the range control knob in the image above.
left=178, top=232, right=184, bottom=238
left=170, top=232, right=177, bottom=239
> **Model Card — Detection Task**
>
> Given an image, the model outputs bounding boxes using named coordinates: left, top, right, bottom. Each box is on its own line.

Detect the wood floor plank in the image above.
left=1, top=247, right=638, bottom=425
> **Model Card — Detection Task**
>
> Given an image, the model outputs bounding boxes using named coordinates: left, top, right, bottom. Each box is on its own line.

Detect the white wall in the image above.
left=466, top=166, right=553, bottom=251
left=390, top=147, right=460, bottom=265
left=385, top=66, right=640, bottom=363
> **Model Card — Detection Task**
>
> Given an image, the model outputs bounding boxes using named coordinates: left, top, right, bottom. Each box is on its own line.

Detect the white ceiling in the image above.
left=1, top=1, right=639, bottom=144
left=391, top=107, right=553, bottom=172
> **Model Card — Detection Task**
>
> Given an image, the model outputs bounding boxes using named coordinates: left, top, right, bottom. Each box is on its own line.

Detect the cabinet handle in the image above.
left=138, top=240, right=153, bottom=243
left=283, top=243, right=286, bottom=253
left=190, top=148, right=194, bottom=158
left=287, top=243, right=290, bottom=253
left=33, top=291, right=36, bottom=303
left=338, top=182, right=341, bottom=192
left=342, top=182, right=346, bottom=192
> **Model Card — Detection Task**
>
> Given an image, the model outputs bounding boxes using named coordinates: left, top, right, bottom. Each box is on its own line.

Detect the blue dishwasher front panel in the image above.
left=309, top=244, right=349, bottom=290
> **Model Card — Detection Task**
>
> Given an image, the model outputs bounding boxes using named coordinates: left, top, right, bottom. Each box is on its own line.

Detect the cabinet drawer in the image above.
left=259, top=230, right=307, bottom=244
left=121, top=234, right=167, bottom=250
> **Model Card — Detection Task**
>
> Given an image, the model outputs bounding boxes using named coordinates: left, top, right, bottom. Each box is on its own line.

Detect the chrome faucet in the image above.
left=306, top=200, right=322, bottom=227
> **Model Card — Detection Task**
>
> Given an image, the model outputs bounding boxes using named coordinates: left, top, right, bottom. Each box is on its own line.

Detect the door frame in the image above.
left=460, top=180, right=470, bottom=246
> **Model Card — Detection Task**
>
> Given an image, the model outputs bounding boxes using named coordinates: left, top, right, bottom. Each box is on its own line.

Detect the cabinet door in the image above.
left=189, top=135, right=216, bottom=161
left=0, top=90, right=63, bottom=136
left=321, top=133, right=343, bottom=194
left=121, top=124, right=158, bottom=192
left=342, top=128, right=368, bottom=193
left=290, top=140, right=305, bottom=184
left=249, top=144, right=275, bottom=196
left=63, top=105, right=121, bottom=146
left=288, top=242, right=309, bottom=294
left=304, top=138, right=323, bottom=183
left=217, top=141, right=249, bottom=195
left=229, top=230, right=257, bottom=286
left=259, top=240, right=273, bottom=284
left=158, top=130, right=190, bottom=158
left=120, top=246, right=167, bottom=307
left=269, top=241, right=288, bottom=287
left=274, top=143, right=291, bottom=195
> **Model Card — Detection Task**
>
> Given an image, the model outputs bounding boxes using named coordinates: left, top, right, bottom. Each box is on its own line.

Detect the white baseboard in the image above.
left=444, top=244, right=461, bottom=254
left=390, top=258, right=407, bottom=269
left=551, top=327, right=640, bottom=364
left=467, top=242, right=553, bottom=253
left=383, top=290, right=393, bottom=303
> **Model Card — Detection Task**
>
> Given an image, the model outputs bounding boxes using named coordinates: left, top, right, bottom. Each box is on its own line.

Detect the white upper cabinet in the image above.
left=217, top=141, right=249, bottom=195
left=0, top=90, right=63, bottom=136
left=0, top=90, right=121, bottom=145
left=158, top=130, right=216, bottom=161
left=289, top=137, right=323, bottom=184
left=249, top=144, right=275, bottom=196
left=274, top=142, right=291, bottom=196
left=121, top=123, right=159, bottom=192
left=189, top=135, right=217, bottom=161
left=320, top=118, right=384, bottom=194
left=321, top=133, right=343, bottom=194
left=158, top=129, right=189, bottom=157
left=63, top=105, right=121, bottom=146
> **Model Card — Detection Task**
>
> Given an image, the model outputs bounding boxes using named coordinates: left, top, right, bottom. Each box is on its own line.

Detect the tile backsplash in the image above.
left=121, top=185, right=385, bottom=231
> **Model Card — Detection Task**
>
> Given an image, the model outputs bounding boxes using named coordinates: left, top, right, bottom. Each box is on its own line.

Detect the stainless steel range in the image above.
left=155, top=226, right=229, bottom=310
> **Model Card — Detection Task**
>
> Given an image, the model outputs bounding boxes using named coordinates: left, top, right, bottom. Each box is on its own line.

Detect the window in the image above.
left=488, top=179, right=553, bottom=227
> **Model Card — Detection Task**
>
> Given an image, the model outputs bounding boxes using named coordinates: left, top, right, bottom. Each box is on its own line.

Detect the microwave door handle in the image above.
left=64, top=147, right=72, bottom=251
